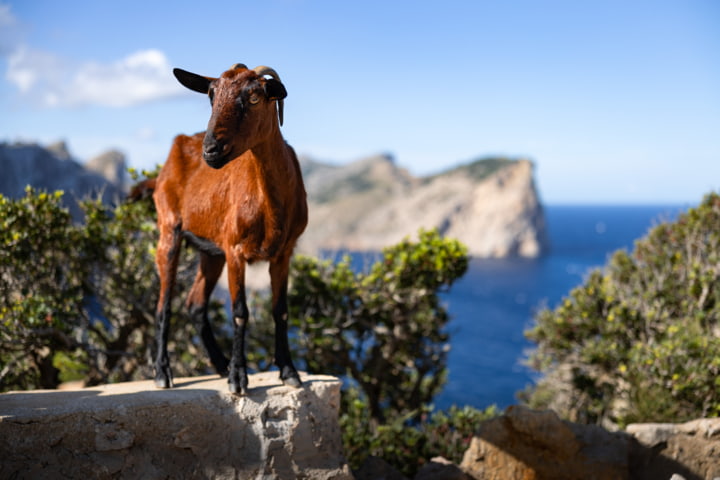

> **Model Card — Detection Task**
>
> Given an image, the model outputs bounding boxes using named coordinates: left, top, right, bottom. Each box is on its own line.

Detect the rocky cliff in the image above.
left=1, top=141, right=546, bottom=258
left=0, top=141, right=127, bottom=218
left=298, top=155, right=547, bottom=258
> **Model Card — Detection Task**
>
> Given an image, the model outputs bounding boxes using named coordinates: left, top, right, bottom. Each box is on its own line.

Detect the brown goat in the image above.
left=151, top=64, right=307, bottom=394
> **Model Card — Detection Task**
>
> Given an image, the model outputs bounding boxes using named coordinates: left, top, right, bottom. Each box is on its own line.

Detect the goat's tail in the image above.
left=127, top=178, right=157, bottom=202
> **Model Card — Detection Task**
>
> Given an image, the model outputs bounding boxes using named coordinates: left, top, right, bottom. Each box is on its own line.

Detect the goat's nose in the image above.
left=202, top=135, right=230, bottom=168
left=203, top=137, right=220, bottom=156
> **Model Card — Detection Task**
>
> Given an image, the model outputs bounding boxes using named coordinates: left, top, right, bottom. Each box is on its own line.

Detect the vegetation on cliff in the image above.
left=0, top=174, right=490, bottom=476
left=525, top=192, right=720, bottom=426
left=422, top=156, right=515, bottom=183
left=5, top=162, right=719, bottom=473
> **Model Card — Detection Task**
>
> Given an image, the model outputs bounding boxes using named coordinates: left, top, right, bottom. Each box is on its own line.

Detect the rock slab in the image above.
left=0, top=373, right=352, bottom=479
left=459, top=405, right=720, bottom=480
left=460, top=405, right=629, bottom=480
left=627, top=419, right=720, bottom=480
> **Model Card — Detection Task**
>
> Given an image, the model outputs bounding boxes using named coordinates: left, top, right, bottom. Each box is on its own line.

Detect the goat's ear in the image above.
left=264, top=79, right=287, bottom=101
left=173, top=68, right=213, bottom=94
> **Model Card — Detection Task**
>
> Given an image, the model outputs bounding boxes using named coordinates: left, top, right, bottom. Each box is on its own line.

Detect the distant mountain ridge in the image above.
left=0, top=141, right=546, bottom=258
left=0, top=141, right=127, bottom=218
left=298, top=154, right=547, bottom=258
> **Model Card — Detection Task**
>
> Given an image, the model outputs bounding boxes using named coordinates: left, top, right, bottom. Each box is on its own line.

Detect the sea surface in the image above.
left=434, top=204, right=686, bottom=410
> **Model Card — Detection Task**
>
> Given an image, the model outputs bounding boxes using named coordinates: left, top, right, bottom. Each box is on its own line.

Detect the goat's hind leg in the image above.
left=154, top=225, right=182, bottom=389
left=186, top=252, right=229, bottom=376
left=270, top=254, right=302, bottom=388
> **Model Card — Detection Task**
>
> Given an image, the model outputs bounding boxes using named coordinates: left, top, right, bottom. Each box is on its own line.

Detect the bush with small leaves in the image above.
left=525, top=192, right=720, bottom=425
left=340, top=386, right=497, bottom=477
left=0, top=171, right=228, bottom=391
left=249, top=229, right=468, bottom=421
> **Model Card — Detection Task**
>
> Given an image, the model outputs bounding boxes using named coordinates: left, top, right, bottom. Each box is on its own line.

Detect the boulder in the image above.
left=459, top=405, right=629, bottom=480
left=457, top=406, right=720, bottom=480
left=627, top=419, right=720, bottom=480
left=0, top=373, right=353, bottom=479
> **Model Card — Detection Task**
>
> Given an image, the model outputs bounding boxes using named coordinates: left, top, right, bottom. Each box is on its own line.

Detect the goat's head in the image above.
left=173, top=64, right=287, bottom=169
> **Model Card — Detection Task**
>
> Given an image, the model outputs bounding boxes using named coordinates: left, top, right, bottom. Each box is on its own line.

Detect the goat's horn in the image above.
left=231, top=63, right=248, bottom=70
left=253, top=66, right=284, bottom=126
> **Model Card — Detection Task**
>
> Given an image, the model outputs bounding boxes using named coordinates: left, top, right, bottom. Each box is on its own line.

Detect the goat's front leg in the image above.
left=226, top=255, right=249, bottom=395
left=154, top=224, right=182, bottom=388
left=270, top=254, right=302, bottom=388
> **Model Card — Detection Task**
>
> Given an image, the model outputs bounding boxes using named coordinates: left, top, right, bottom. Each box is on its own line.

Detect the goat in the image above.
left=149, top=63, right=308, bottom=394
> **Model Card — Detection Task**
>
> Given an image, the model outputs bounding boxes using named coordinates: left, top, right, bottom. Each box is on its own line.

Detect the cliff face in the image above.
left=0, top=141, right=126, bottom=217
left=299, top=155, right=547, bottom=258
left=1, top=141, right=546, bottom=258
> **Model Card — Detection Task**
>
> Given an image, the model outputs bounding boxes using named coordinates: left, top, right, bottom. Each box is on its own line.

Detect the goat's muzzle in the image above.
left=202, top=134, right=229, bottom=169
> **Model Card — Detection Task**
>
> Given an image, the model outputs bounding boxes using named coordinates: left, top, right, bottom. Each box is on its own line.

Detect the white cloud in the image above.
left=0, top=3, right=23, bottom=55
left=6, top=46, right=185, bottom=108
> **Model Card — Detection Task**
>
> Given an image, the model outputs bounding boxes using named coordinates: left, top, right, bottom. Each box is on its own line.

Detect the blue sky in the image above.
left=0, top=1, right=718, bottom=204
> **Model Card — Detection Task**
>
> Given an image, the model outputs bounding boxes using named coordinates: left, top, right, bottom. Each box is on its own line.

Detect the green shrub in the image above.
left=1, top=182, right=491, bottom=475
left=0, top=188, right=88, bottom=389
left=249, top=229, right=468, bottom=422
left=0, top=172, right=226, bottom=391
left=525, top=193, right=720, bottom=425
left=340, top=386, right=497, bottom=477
left=245, top=229, right=482, bottom=474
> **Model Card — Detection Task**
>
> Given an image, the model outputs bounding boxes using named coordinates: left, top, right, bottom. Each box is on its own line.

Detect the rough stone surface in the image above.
left=455, top=406, right=720, bottom=480
left=459, top=405, right=629, bottom=480
left=627, top=419, right=720, bottom=480
left=0, top=373, right=352, bottom=479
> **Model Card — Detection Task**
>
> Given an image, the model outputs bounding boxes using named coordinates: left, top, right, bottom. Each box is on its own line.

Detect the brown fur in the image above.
left=150, top=65, right=307, bottom=394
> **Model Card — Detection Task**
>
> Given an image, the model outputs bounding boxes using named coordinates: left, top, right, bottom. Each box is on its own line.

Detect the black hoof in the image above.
left=283, top=375, right=302, bottom=388
left=154, top=369, right=174, bottom=389
left=228, top=381, right=249, bottom=396
left=228, top=379, right=248, bottom=396
left=228, top=368, right=248, bottom=396
left=280, top=367, right=302, bottom=388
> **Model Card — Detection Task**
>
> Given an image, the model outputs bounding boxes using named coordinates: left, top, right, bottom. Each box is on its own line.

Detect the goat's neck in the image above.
left=245, top=128, right=290, bottom=179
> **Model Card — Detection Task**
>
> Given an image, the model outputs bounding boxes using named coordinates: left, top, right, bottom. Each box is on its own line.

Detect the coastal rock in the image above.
left=0, top=141, right=126, bottom=218
left=627, top=419, right=720, bottom=479
left=299, top=155, right=546, bottom=258
left=1, top=141, right=546, bottom=259
left=454, top=406, right=720, bottom=480
left=0, top=373, right=352, bottom=479
left=459, top=405, right=629, bottom=480
left=86, top=148, right=128, bottom=190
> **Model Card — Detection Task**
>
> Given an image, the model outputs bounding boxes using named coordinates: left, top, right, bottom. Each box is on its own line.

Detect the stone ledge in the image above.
left=0, top=372, right=353, bottom=479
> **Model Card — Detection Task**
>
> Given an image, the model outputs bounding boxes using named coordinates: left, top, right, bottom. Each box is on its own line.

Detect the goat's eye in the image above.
left=208, top=89, right=215, bottom=105
left=248, top=94, right=260, bottom=105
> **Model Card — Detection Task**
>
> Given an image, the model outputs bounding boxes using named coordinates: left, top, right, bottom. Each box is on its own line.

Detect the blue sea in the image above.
left=435, top=204, right=686, bottom=410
